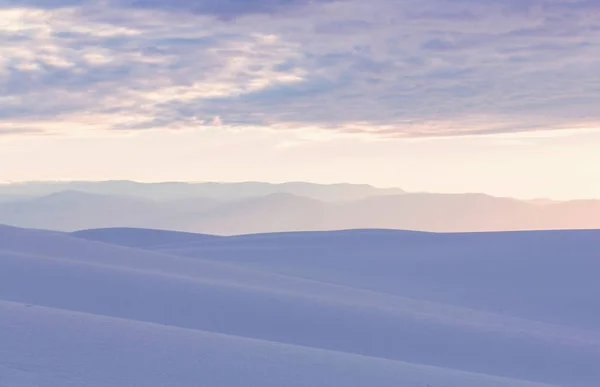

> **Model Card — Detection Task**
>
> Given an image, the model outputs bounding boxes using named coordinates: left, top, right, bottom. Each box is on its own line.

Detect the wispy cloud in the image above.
left=0, top=124, right=46, bottom=136
left=1, top=0, right=600, bottom=137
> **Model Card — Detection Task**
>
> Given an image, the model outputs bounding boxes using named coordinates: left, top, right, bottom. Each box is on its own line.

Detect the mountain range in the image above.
left=0, top=181, right=599, bottom=234
left=0, top=180, right=405, bottom=202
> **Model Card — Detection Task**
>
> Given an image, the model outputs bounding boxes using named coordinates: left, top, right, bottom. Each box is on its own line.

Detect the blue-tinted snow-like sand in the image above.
left=1, top=225, right=599, bottom=386
left=0, top=300, right=554, bottom=387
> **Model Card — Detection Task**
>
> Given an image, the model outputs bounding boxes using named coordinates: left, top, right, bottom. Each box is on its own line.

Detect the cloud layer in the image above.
left=2, top=0, right=600, bottom=137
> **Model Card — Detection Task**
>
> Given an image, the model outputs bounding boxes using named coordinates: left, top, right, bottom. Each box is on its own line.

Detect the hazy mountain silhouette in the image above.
left=0, top=180, right=405, bottom=202
left=0, top=190, right=164, bottom=231
left=0, top=182, right=599, bottom=234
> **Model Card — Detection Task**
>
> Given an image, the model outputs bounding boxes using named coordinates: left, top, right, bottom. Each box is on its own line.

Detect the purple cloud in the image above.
left=1, top=0, right=600, bottom=137
left=1, top=0, right=335, bottom=18
left=124, top=0, right=328, bottom=18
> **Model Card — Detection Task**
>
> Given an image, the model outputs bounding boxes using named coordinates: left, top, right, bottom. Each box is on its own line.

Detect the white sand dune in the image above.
left=0, top=300, right=554, bottom=387
left=1, top=225, right=599, bottom=386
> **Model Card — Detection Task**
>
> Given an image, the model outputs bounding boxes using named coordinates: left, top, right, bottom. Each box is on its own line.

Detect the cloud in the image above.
left=119, top=0, right=334, bottom=20
left=1, top=0, right=600, bottom=137
left=0, top=125, right=46, bottom=136
left=0, top=0, right=335, bottom=18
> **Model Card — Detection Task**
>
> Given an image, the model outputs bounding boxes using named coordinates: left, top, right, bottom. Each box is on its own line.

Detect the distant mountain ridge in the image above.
left=0, top=180, right=405, bottom=202
left=0, top=182, right=599, bottom=234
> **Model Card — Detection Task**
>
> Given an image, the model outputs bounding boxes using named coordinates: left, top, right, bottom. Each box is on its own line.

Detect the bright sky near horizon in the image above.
left=1, top=0, right=600, bottom=200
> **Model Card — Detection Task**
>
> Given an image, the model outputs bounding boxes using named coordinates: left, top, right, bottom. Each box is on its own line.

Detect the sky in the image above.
left=1, top=0, right=600, bottom=200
